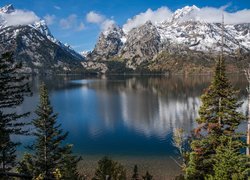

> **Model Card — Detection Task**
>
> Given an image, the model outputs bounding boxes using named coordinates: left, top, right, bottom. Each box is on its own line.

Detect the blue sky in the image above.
left=0, top=0, right=250, bottom=52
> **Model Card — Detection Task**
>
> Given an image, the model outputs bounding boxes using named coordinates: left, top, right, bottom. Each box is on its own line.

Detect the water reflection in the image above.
left=16, top=74, right=248, bottom=155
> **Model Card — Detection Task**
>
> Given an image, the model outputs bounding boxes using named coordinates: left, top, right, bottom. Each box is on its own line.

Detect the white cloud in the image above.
left=192, top=7, right=250, bottom=24
left=86, top=11, right=104, bottom=24
left=44, top=14, right=55, bottom=25
left=59, top=14, right=77, bottom=29
left=54, top=6, right=61, bottom=10
left=101, top=19, right=115, bottom=31
left=122, top=5, right=250, bottom=33
left=123, top=7, right=172, bottom=33
left=86, top=11, right=116, bottom=32
left=60, top=14, right=85, bottom=31
left=76, top=22, right=85, bottom=31
left=2, top=10, right=39, bottom=26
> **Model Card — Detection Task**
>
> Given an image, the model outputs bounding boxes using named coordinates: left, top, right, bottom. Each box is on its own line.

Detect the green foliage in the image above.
left=132, top=165, right=140, bottom=180
left=17, top=84, right=80, bottom=179
left=0, top=119, right=17, bottom=172
left=0, top=52, right=31, bottom=172
left=93, top=156, right=126, bottom=180
left=185, top=57, right=247, bottom=179
left=16, top=153, right=34, bottom=176
left=142, top=171, right=153, bottom=180
left=205, top=136, right=249, bottom=180
left=197, top=57, right=245, bottom=133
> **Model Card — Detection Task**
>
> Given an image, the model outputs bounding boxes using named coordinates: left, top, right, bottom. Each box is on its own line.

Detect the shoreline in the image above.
left=77, top=155, right=182, bottom=180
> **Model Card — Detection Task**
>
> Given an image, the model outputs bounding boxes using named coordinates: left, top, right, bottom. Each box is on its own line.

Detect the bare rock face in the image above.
left=81, top=61, right=108, bottom=74
left=87, top=24, right=125, bottom=61
left=119, top=21, right=161, bottom=66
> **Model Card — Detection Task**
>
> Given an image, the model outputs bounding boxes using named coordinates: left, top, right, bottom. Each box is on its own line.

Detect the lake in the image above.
left=14, top=74, right=248, bottom=179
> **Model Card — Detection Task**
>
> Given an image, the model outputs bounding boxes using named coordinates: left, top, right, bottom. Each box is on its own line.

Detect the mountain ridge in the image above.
left=0, top=4, right=84, bottom=74
left=86, top=5, right=250, bottom=73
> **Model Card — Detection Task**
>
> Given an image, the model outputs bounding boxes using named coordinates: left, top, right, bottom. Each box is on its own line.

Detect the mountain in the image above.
left=0, top=4, right=84, bottom=74
left=87, top=24, right=124, bottom=61
left=87, top=5, right=250, bottom=73
left=119, top=21, right=161, bottom=69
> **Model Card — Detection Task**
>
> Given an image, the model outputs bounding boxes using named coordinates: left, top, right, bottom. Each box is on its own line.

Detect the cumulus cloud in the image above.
left=2, top=10, right=39, bottom=26
left=86, top=11, right=104, bottom=24
left=101, top=19, right=115, bottom=31
left=122, top=5, right=250, bottom=33
left=59, top=14, right=85, bottom=31
left=191, top=7, right=250, bottom=24
left=60, top=14, right=77, bottom=29
left=44, top=14, right=56, bottom=25
left=123, top=7, right=172, bottom=33
left=86, top=11, right=115, bottom=31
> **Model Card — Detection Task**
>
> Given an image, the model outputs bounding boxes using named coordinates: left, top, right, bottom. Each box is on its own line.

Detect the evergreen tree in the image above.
left=185, top=57, right=246, bottom=179
left=206, top=136, right=249, bottom=180
left=93, top=156, right=126, bottom=180
left=132, top=165, right=140, bottom=180
left=142, top=171, right=153, bottom=180
left=17, top=84, right=80, bottom=179
left=0, top=52, right=31, bottom=172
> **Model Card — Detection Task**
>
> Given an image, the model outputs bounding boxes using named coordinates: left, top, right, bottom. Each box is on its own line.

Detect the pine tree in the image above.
left=142, top=171, right=153, bottom=180
left=17, top=84, right=80, bottom=179
left=0, top=52, right=31, bottom=172
left=185, top=57, right=246, bottom=179
left=197, top=57, right=244, bottom=134
left=132, top=165, right=140, bottom=180
left=93, top=156, right=126, bottom=180
left=206, top=136, right=249, bottom=180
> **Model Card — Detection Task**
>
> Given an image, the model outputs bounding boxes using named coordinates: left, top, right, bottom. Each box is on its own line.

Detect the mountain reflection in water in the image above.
left=15, top=75, right=248, bottom=156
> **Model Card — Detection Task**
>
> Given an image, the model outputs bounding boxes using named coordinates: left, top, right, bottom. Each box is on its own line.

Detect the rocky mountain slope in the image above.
left=87, top=24, right=124, bottom=61
left=0, top=4, right=84, bottom=74
left=87, top=5, right=250, bottom=73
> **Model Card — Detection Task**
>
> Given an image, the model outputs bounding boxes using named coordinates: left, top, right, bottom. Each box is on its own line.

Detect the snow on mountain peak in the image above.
left=0, top=5, right=54, bottom=42
left=32, top=20, right=52, bottom=37
left=0, top=4, right=40, bottom=27
left=0, top=4, right=15, bottom=14
left=171, top=5, right=200, bottom=23
left=102, top=23, right=121, bottom=36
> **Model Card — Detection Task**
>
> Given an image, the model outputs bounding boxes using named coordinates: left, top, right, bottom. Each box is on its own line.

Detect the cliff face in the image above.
left=119, top=21, right=161, bottom=69
left=87, top=24, right=124, bottom=61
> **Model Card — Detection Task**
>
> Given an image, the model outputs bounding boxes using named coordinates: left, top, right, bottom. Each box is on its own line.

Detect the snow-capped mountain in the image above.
left=157, top=5, right=250, bottom=53
left=0, top=4, right=84, bottom=74
left=87, top=5, right=250, bottom=70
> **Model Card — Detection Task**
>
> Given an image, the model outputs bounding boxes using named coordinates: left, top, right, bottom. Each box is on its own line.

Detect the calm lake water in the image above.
left=14, top=74, right=248, bottom=178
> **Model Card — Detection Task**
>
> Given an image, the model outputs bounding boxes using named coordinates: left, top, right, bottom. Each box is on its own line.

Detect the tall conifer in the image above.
left=0, top=52, right=31, bottom=172
left=18, top=84, right=80, bottom=179
left=132, top=165, right=140, bottom=180
left=185, top=57, right=246, bottom=179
